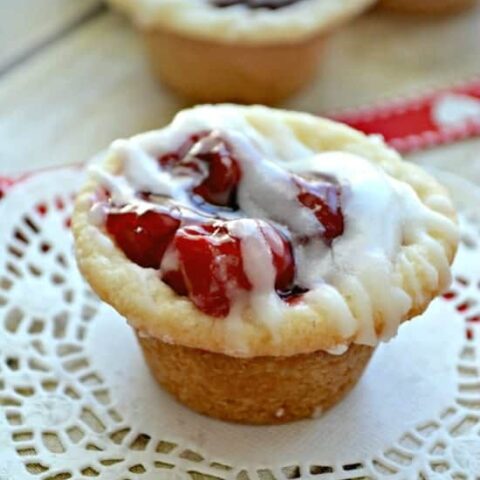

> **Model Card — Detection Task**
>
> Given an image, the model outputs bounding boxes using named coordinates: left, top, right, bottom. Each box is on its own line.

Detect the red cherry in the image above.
left=158, top=153, right=179, bottom=169
left=158, top=131, right=241, bottom=209
left=163, top=220, right=294, bottom=317
left=164, top=223, right=249, bottom=317
left=106, top=209, right=180, bottom=268
left=295, top=177, right=344, bottom=242
left=192, top=139, right=241, bottom=208
left=161, top=269, right=188, bottom=296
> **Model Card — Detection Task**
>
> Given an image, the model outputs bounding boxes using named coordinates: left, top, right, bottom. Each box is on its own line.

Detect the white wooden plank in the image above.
left=287, top=3, right=480, bottom=113
left=0, top=0, right=102, bottom=72
left=0, top=13, right=187, bottom=176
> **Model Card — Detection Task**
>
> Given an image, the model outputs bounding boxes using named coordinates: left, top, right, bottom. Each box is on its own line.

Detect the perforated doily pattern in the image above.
left=0, top=168, right=479, bottom=480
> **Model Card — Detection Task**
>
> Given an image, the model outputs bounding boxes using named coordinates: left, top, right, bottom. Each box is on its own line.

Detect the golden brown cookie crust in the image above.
left=141, top=27, right=326, bottom=104
left=137, top=332, right=375, bottom=424
left=378, top=0, right=476, bottom=14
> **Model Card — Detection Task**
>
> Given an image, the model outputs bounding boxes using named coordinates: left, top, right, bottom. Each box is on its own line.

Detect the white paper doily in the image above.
left=0, top=168, right=480, bottom=480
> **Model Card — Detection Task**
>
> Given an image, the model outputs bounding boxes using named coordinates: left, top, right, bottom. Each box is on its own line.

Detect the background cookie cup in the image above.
left=378, top=0, right=477, bottom=14
left=107, top=0, right=376, bottom=104
left=73, top=105, right=458, bottom=424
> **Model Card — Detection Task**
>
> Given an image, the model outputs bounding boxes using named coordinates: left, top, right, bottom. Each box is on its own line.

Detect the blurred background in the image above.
left=0, top=0, right=479, bottom=176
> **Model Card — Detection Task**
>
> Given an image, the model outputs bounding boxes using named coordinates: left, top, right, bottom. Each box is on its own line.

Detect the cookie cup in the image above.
left=73, top=106, right=458, bottom=425
left=378, top=0, right=476, bottom=14
left=141, top=27, right=326, bottom=105
left=107, top=0, right=376, bottom=103
left=137, top=332, right=374, bottom=424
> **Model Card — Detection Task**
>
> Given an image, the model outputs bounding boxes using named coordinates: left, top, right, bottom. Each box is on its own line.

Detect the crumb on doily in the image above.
left=275, top=407, right=285, bottom=418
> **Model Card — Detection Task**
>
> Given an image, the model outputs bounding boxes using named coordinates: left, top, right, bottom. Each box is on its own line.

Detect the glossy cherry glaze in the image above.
left=105, top=209, right=180, bottom=269
left=294, top=176, right=344, bottom=243
left=159, top=132, right=240, bottom=209
left=104, top=131, right=345, bottom=317
left=212, top=0, right=303, bottom=9
left=278, top=285, right=310, bottom=305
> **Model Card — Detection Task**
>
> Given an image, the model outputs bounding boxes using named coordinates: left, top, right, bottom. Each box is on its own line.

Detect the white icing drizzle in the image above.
left=325, top=344, right=349, bottom=356
left=113, top=140, right=177, bottom=198
left=88, top=106, right=457, bottom=350
left=227, top=219, right=284, bottom=337
left=159, top=244, right=180, bottom=273
left=89, top=165, right=132, bottom=206
left=88, top=202, right=107, bottom=226
left=228, top=220, right=276, bottom=293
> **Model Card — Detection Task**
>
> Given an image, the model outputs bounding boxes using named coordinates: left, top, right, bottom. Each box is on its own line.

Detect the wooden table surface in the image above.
left=1, top=1, right=479, bottom=177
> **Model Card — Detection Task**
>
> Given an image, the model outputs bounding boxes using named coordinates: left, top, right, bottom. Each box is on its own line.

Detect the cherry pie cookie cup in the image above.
left=107, top=0, right=375, bottom=104
left=378, top=0, right=476, bottom=14
left=73, top=105, right=458, bottom=424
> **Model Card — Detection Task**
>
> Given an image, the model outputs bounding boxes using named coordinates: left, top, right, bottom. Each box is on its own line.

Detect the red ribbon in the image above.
left=333, top=79, right=480, bottom=153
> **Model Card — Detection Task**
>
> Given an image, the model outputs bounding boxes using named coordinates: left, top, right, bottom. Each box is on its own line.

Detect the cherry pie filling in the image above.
left=211, top=0, right=305, bottom=10
left=102, top=132, right=344, bottom=317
